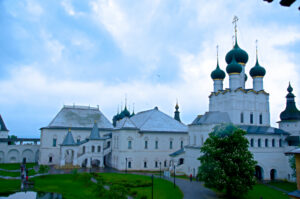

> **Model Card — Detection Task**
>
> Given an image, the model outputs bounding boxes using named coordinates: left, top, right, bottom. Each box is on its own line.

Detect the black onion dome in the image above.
left=280, top=83, right=300, bottom=121
left=211, top=61, right=226, bottom=80
left=225, top=41, right=249, bottom=64
left=250, top=58, right=266, bottom=78
left=226, top=55, right=242, bottom=74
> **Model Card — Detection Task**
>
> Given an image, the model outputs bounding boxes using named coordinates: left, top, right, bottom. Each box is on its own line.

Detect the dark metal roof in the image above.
left=61, top=130, right=76, bottom=146
left=190, top=111, right=231, bottom=125
left=0, top=115, right=8, bottom=131
left=238, top=125, right=289, bottom=135
left=170, top=148, right=185, bottom=157
left=0, top=138, right=40, bottom=142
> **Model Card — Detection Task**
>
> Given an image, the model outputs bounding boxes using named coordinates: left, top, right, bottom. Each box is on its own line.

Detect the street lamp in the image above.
left=159, top=162, right=161, bottom=178
left=173, top=164, right=176, bottom=188
left=125, top=158, right=128, bottom=173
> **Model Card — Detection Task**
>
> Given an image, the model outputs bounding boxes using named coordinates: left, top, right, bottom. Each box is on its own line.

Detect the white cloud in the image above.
left=41, top=31, right=65, bottom=63
left=61, top=0, right=85, bottom=17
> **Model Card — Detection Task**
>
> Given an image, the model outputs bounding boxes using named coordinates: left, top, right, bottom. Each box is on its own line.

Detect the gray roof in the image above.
left=44, top=105, right=113, bottom=130
left=191, top=111, right=231, bottom=125
left=238, top=125, right=289, bottom=135
left=116, top=117, right=138, bottom=130
left=0, top=115, right=8, bottom=131
left=170, top=148, right=185, bottom=157
left=61, top=130, right=76, bottom=146
left=89, top=122, right=101, bottom=140
left=129, top=107, right=188, bottom=133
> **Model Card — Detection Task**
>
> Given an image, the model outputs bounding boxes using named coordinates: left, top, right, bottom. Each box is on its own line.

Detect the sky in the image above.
left=0, top=0, right=299, bottom=138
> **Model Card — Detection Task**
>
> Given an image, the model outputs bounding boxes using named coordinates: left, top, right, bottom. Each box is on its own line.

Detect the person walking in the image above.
left=189, top=174, right=192, bottom=182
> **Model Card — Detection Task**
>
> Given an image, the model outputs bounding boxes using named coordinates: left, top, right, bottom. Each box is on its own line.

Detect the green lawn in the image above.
left=268, top=181, right=297, bottom=192
left=99, top=173, right=183, bottom=199
left=0, top=178, right=20, bottom=195
left=244, top=184, right=289, bottom=199
left=0, top=163, right=36, bottom=170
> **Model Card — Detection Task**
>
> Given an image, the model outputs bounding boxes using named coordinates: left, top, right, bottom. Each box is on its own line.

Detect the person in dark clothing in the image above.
left=189, top=174, right=193, bottom=182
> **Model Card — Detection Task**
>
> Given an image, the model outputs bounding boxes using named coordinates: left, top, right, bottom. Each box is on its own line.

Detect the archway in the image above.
left=7, top=149, right=20, bottom=163
left=64, top=149, right=74, bottom=164
left=81, top=159, right=88, bottom=167
left=22, top=149, right=34, bottom=163
left=255, top=165, right=264, bottom=180
left=91, top=159, right=100, bottom=168
left=270, top=169, right=277, bottom=181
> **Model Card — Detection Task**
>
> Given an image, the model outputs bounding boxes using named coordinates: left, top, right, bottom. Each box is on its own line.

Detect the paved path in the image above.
left=165, top=177, right=218, bottom=199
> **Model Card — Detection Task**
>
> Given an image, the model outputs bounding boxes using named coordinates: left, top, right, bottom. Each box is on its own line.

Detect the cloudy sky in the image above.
left=0, top=0, right=299, bottom=138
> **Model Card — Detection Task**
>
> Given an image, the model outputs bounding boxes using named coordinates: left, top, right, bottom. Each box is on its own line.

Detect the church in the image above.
left=1, top=25, right=300, bottom=182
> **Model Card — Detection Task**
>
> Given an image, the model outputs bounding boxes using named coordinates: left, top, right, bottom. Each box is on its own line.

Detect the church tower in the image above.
left=211, top=46, right=226, bottom=92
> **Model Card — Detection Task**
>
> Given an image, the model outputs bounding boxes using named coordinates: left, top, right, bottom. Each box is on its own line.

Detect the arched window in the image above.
left=180, top=140, right=184, bottom=149
left=144, top=140, right=148, bottom=149
left=259, top=114, right=263, bottom=124
left=240, top=112, right=244, bottom=123
left=164, top=160, right=167, bottom=167
left=250, top=113, right=254, bottom=124
left=128, top=161, right=131, bottom=168
left=169, top=141, right=173, bottom=149
left=82, top=146, right=86, bottom=154
left=92, top=146, right=95, bottom=153
left=272, top=139, right=275, bottom=147
left=155, top=161, right=158, bottom=168
left=265, top=139, right=268, bottom=147
left=258, top=139, right=261, bottom=147
left=250, top=139, right=254, bottom=147
left=279, top=139, right=282, bottom=147
left=155, top=140, right=158, bottom=149
left=97, top=146, right=101, bottom=152
left=128, top=140, right=132, bottom=149
left=144, top=161, right=147, bottom=168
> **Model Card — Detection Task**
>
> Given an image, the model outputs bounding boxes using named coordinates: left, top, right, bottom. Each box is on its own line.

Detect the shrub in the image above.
left=38, top=165, right=49, bottom=174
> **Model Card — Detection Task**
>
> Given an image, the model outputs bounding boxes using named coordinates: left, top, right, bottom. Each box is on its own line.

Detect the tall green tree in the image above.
left=198, top=124, right=257, bottom=198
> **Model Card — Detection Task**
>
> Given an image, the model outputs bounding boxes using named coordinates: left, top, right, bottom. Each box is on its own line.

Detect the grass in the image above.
left=0, top=178, right=20, bottom=195
left=32, top=174, right=99, bottom=199
left=0, top=163, right=36, bottom=170
left=244, top=183, right=289, bottom=199
left=268, top=181, right=297, bottom=192
left=98, top=173, right=183, bottom=199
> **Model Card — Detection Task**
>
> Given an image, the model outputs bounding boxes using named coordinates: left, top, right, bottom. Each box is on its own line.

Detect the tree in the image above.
left=198, top=123, right=257, bottom=198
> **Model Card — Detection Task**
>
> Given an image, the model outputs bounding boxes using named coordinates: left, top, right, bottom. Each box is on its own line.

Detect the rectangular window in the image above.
left=128, top=161, right=131, bottom=168
left=155, top=141, right=158, bottom=149
left=250, top=113, right=253, bottom=124
left=265, top=139, right=268, bottom=147
left=259, top=114, right=263, bottom=124
left=240, top=113, right=244, bottom=123
left=272, top=139, right=275, bottom=147
left=155, top=161, right=158, bottom=168
left=145, top=141, right=148, bottom=149
left=144, top=161, right=147, bottom=168
left=53, top=139, right=57, bottom=147
left=181, top=140, right=183, bottom=149
left=128, top=140, right=132, bottom=149
left=170, top=141, right=173, bottom=149
left=164, top=160, right=167, bottom=167
left=49, top=156, right=52, bottom=163
left=258, top=139, right=261, bottom=147
left=98, top=146, right=101, bottom=152
left=279, top=139, right=282, bottom=147
left=250, top=139, right=254, bottom=147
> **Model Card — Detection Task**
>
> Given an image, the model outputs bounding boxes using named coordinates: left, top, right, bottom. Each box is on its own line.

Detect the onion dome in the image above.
left=211, top=60, right=226, bottom=80
left=280, top=83, right=300, bottom=121
left=226, top=55, right=242, bottom=74
left=245, top=74, right=248, bottom=82
left=250, top=57, right=266, bottom=78
left=225, top=40, right=249, bottom=64
left=120, top=106, right=130, bottom=119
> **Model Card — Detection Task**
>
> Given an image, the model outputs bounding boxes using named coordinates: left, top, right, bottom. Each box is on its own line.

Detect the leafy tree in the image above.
left=198, top=123, right=257, bottom=198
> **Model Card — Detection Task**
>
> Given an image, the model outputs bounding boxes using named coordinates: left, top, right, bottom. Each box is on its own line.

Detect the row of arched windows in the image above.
left=241, top=112, right=263, bottom=124
left=127, top=138, right=184, bottom=150
left=250, top=138, right=283, bottom=148
left=82, top=145, right=101, bottom=154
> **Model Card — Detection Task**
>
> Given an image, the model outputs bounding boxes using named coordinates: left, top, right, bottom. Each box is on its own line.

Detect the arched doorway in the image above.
left=82, top=158, right=88, bottom=167
left=270, top=169, right=277, bottom=181
left=255, top=166, right=264, bottom=180
left=92, top=159, right=100, bottom=167
left=65, top=149, right=74, bottom=164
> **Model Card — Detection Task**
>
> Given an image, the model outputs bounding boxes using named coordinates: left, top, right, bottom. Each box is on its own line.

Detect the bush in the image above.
left=38, top=165, right=49, bottom=174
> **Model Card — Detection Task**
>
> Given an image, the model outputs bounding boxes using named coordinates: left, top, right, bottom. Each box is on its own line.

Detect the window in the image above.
left=128, top=161, right=131, bottom=168
left=272, top=139, right=275, bottom=147
left=164, top=160, right=167, bottom=167
left=265, top=139, right=268, bottom=147
left=250, top=139, right=254, bottom=147
left=53, top=138, right=57, bottom=147
left=128, top=140, right=132, bottom=149
left=258, top=139, right=261, bottom=147
left=155, top=141, right=158, bottom=149
left=259, top=114, right=263, bottom=124
left=170, top=141, right=173, bottom=149
left=181, top=140, right=184, bottom=149
left=179, top=158, right=184, bottom=165
left=193, top=136, right=196, bottom=145
left=107, top=141, right=110, bottom=148
left=155, top=161, right=158, bottom=168
left=49, top=156, right=53, bottom=163
left=144, top=161, right=147, bottom=168
left=144, top=141, right=148, bottom=149
left=77, top=139, right=80, bottom=144
left=250, top=113, right=253, bottom=124
left=97, top=146, right=101, bottom=152
left=92, top=146, right=95, bottom=153
left=279, top=139, right=282, bottom=147
left=240, top=112, right=244, bottom=123
left=83, top=146, right=85, bottom=154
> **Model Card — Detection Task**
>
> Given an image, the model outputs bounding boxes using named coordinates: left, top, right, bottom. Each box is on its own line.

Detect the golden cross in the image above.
left=232, top=16, right=239, bottom=40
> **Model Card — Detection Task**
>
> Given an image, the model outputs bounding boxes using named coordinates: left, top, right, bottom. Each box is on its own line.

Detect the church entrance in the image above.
left=92, top=159, right=100, bottom=167
left=255, top=166, right=263, bottom=180
left=270, top=169, right=277, bottom=181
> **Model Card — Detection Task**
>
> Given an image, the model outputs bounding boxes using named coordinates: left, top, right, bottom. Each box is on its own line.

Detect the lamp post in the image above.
left=173, top=164, right=176, bottom=188
left=125, top=158, right=128, bottom=173
left=159, top=162, right=162, bottom=178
